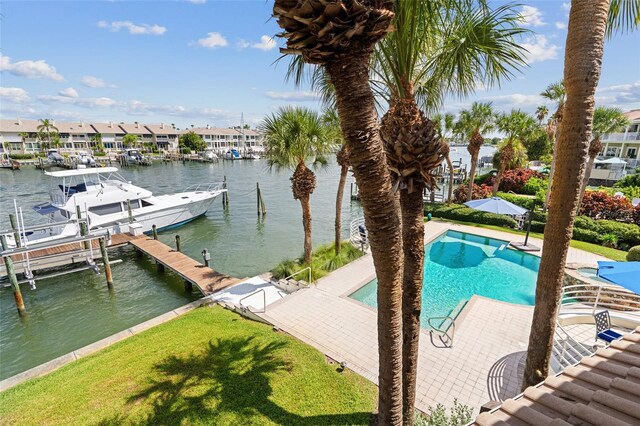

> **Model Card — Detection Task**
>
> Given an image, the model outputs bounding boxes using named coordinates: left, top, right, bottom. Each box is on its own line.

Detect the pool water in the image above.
left=349, top=230, right=540, bottom=326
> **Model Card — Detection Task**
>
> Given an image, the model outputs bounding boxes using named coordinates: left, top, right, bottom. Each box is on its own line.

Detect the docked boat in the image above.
left=75, top=151, right=97, bottom=167
left=202, top=149, right=218, bottom=161
left=7, top=167, right=226, bottom=247
left=224, top=148, right=241, bottom=160
left=120, top=149, right=149, bottom=165
left=47, top=149, right=64, bottom=166
left=1, top=153, right=20, bottom=170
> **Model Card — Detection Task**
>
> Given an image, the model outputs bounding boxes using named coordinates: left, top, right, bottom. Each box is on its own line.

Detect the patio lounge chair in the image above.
left=594, top=310, right=623, bottom=343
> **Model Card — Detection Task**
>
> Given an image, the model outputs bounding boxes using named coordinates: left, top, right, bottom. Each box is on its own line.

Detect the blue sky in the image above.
left=1, top=1, right=638, bottom=128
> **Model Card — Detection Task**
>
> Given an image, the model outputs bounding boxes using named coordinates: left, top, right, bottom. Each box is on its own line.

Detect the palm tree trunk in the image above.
left=445, top=155, right=454, bottom=203
left=335, top=163, right=349, bottom=255
left=492, top=168, right=503, bottom=196
left=467, top=151, right=479, bottom=201
left=327, top=55, right=404, bottom=425
left=300, top=195, right=313, bottom=265
left=400, top=185, right=424, bottom=424
left=522, top=0, right=608, bottom=389
left=577, top=155, right=596, bottom=207
left=542, top=144, right=556, bottom=212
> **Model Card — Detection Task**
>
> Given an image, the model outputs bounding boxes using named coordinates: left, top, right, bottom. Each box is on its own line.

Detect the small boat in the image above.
left=75, top=151, right=97, bottom=167
left=1, top=153, right=20, bottom=170
left=224, top=148, right=241, bottom=160
left=243, top=149, right=260, bottom=160
left=6, top=167, right=226, bottom=248
left=47, top=149, right=65, bottom=166
left=120, top=149, right=150, bottom=165
left=202, top=149, right=218, bottom=161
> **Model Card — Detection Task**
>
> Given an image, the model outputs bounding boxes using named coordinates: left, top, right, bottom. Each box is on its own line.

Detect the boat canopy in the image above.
left=44, top=167, right=119, bottom=178
left=33, top=202, right=63, bottom=215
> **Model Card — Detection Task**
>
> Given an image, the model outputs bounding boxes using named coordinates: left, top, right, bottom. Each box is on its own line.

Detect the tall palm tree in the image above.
left=261, top=106, right=333, bottom=265
left=540, top=81, right=566, bottom=212
left=37, top=118, right=59, bottom=147
left=535, top=105, right=549, bottom=125
left=522, top=0, right=640, bottom=390
left=433, top=113, right=456, bottom=203
left=272, top=3, right=402, bottom=423
left=18, top=132, right=29, bottom=153
left=578, top=106, right=630, bottom=206
left=457, top=102, right=495, bottom=201
left=493, top=110, right=534, bottom=195
left=322, top=107, right=349, bottom=256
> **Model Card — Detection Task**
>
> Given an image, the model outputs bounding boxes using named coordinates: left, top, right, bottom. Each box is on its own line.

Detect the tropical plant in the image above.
left=522, top=0, right=640, bottom=390
left=178, top=131, right=206, bottom=153
left=614, top=173, right=640, bottom=188
left=272, top=3, right=402, bottom=422
left=535, top=105, right=548, bottom=125
left=18, top=131, right=29, bottom=153
left=261, top=106, right=333, bottom=265
left=37, top=118, right=59, bottom=147
left=492, top=110, right=535, bottom=195
left=457, top=102, right=495, bottom=202
left=452, top=183, right=491, bottom=203
left=578, top=106, right=630, bottom=205
left=540, top=80, right=566, bottom=212
left=122, top=134, right=139, bottom=149
left=628, top=246, right=640, bottom=261
left=433, top=113, right=456, bottom=203
left=523, top=129, right=550, bottom=161
left=579, top=190, right=635, bottom=221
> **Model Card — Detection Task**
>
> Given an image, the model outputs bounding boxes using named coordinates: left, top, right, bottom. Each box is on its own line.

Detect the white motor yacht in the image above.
left=9, top=167, right=226, bottom=247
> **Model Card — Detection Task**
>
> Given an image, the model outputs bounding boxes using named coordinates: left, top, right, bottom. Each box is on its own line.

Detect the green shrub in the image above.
left=602, top=233, right=619, bottom=248
left=572, top=228, right=602, bottom=244
left=496, top=192, right=536, bottom=209
left=529, top=221, right=546, bottom=233
left=572, top=217, right=640, bottom=248
left=597, top=186, right=640, bottom=200
left=8, top=153, right=35, bottom=160
left=271, top=242, right=363, bottom=281
left=522, top=176, right=548, bottom=196
left=627, top=246, right=640, bottom=261
left=614, top=174, right=640, bottom=188
left=530, top=211, right=548, bottom=222
left=414, top=399, right=472, bottom=426
left=424, top=203, right=518, bottom=228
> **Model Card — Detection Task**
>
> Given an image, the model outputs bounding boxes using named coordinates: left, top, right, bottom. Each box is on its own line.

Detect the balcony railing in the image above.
left=601, top=131, right=640, bottom=142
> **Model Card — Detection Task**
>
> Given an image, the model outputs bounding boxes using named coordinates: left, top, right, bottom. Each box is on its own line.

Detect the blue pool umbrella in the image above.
left=464, top=197, right=528, bottom=216
left=597, top=261, right=640, bottom=294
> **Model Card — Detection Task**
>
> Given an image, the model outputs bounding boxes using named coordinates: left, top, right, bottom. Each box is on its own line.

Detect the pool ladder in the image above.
left=428, top=316, right=456, bottom=348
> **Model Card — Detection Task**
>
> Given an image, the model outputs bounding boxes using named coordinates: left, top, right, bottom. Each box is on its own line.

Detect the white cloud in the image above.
left=521, top=35, right=560, bottom=64
left=97, top=20, right=166, bottom=36
left=38, top=95, right=118, bottom=108
left=264, top=91, right=320, bottom=102
left=0, top=55, right=64, bottom=82
left=194, top=32, right=228, bottom=48
left=81, top=75, right=115, bottom=88
left=236, top=39, right=250, bottom=49
left=0, top=87, right=30, bottom=103
left=252, top=35, right=277, bottom=51
left=59, top=87, right=79, bottom=98
left=555, top=21, right=567, bottom=30
left=519, top=5, right=546, bottom=27
left=561, top=2, right=571, bottom=12
left=596, top=81, right=640, bottom=108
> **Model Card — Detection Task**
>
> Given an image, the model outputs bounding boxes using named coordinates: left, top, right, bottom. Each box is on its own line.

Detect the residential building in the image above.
left=144, top=123, right=179, bottom=151
left=89, top=122, right=126, bottom=151
left=599, top=108, right=640, bottom=162
left=118, top=122, right=154, bottom=149
left=0, top=119, right=41, bottom=153
left=54, top=121, right=95, bottom=154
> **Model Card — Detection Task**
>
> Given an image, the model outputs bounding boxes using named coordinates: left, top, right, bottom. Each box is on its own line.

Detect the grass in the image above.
left=0, top=306, right=376, bottom=425
left=431, top=218, right=628, bottom=261
left=271, top=242, right=364, bottom=281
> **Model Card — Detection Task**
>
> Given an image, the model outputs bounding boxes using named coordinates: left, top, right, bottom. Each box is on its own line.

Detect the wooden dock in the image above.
left=129, top=237, right=240, bottom=295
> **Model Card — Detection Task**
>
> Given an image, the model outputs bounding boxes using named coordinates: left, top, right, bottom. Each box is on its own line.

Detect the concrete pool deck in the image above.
left=258, top=221, right=609, bottom=414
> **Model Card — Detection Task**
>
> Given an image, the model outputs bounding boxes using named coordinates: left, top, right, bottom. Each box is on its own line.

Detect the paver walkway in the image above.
left=259, top=221, right=610, bottom=414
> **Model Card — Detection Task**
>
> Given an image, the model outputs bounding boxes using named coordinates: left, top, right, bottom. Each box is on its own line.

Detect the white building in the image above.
left=89, top=122, right=126, bottom=151
left=600, top=109, right=640, bottom=163
left=0, top=119, right=41, bottom=153
left=144, top=123, right=179, bottom=151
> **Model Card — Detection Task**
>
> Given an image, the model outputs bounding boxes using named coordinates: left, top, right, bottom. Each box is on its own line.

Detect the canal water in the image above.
left=0, top=146, right=494, bottom=380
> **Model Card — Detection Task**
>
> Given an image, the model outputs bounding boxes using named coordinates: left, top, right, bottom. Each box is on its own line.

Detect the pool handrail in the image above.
left=427, top=315, right=455, bottom=348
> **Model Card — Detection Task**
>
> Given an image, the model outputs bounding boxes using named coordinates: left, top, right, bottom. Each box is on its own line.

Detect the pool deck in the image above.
left=258, top=221, right=609, bottom=414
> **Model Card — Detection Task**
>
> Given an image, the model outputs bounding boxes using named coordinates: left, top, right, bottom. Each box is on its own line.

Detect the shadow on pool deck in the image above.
left=96, top=336, right=373, bottom=426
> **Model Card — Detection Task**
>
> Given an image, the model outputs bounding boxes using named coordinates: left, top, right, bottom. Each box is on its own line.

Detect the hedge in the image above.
left=496, top=192, right=536, bottom=209
left=8, top=153, right=35, bottom=160
left=424, top=203, right=518, bottom=228
left=628, top=246, right=640, bottom=261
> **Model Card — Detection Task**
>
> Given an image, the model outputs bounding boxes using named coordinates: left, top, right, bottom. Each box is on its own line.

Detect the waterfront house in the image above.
left=118, top=122, right=154, bottom=150
left=0, top=119, right=41, bottom=154
left=144, top=123, right=179, bottom=152
left=89, top=122, right=126, bottom=152
left=599, top=109, right=640, bottom=165
left=54, top=121, right=94, bottom=154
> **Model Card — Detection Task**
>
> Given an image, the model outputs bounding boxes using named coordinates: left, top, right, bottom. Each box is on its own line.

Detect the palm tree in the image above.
left=122, top=134, right=139, bottom=149
left=493, top=110, right=534, bottom=195
left=321, top=107, right=349, bottom=256
left=37, top=118, right=59, bottom=147
left=540, top=81, right=566, bottom=212
left=457, top=102, right=495, bottom=201
left=18, top=132, right=29, bottom=154
left=261, top=106, right=333, bottom=264
left=433, top=113, right=456, bottom=203
left=578, top=107, right=630, bottom=206
left=522, top=0, right=640, bottom=390
left=535, top=105, right=549, bottom=125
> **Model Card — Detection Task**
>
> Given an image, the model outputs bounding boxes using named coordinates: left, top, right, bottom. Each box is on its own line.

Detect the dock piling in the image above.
left=201, top=248, right=210, bottom=267
left=98, top=237, right=113, bottom=289
left=175, top=235, right=181, bottom=252
left=75, top=206, right=90, bottom=250
left=9, top=214, right=21, bottom=248
left=1, top=235, right=26, bottom=316
left=152, top=224, right=158, bottom=240
left=222, top=176, right=229, bottom=207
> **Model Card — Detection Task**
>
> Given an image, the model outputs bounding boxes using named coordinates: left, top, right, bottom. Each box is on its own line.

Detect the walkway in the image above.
left=130, top=237, right=240, bottom=295
left=258, top=221, right=609, bottom=414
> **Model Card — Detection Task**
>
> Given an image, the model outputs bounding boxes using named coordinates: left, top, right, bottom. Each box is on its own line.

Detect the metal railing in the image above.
left=349, top=217, right=369, bottom=253
left=428, top=316, right=456, bottom=348
left=183, top=182, right=226, bottom=193
left=238, top=287, right=287, bottom=313
left=560, top=284, right=640, bottom=316
left=284, top=266, right=312, bottom=286
left=552, top=322, right=594, bottom=370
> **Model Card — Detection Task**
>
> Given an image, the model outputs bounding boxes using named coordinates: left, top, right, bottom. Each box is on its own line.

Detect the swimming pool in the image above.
left=349, top=230, right=540, bottom=326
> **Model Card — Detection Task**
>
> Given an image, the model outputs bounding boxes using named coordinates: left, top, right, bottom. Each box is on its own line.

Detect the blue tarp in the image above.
left=597, top=261, right=640, bottom=294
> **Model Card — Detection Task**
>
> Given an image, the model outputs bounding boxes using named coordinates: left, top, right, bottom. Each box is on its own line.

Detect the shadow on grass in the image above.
left=97, top=336, right=373, bottom=425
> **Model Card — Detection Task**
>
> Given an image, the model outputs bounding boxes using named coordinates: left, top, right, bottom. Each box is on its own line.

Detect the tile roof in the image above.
left=0, top=119, right=42, bottom=133
left=53, top=121, right=95, bottom=134
left=144, top=123, right=178, bottom=135
left=191, top=127, right=242, bottom=136
left=624, top=109, right=640, bottom=122
left=473, top=326, right=640, bottom=426
left=89, top=122, right=125, bottom=134
left=118, top=123, right=151, bottom=135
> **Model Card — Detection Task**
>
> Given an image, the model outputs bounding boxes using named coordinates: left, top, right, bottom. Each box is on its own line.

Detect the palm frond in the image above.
left=607, top=0, right=640, bottom=38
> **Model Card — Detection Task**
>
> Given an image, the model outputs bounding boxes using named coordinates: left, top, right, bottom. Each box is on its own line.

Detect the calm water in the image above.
left=350, top=230, right=540, bottom=325
left=0, top=145, right=494, bottom=380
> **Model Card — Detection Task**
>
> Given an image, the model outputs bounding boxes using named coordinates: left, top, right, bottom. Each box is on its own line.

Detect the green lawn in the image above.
left=0, top=307, right=376, bottom=425
left=431, top=218, right=628, bottom=261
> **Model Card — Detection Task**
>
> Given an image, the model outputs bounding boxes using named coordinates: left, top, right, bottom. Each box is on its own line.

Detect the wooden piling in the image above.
left=75, top=206, right=90, bottom=250
left=175, top=235, right=181, bottom=252
left=222, top=175, right=229, bottom=207
left=152, top=224, right=158, bottom=240
left=1, top=235, right=26, bottom=316
left=98, top=237, right=113, bottom=289
left=9, top=214, right=21, bottom=248
left=256, top=182, right=261, bottom=215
